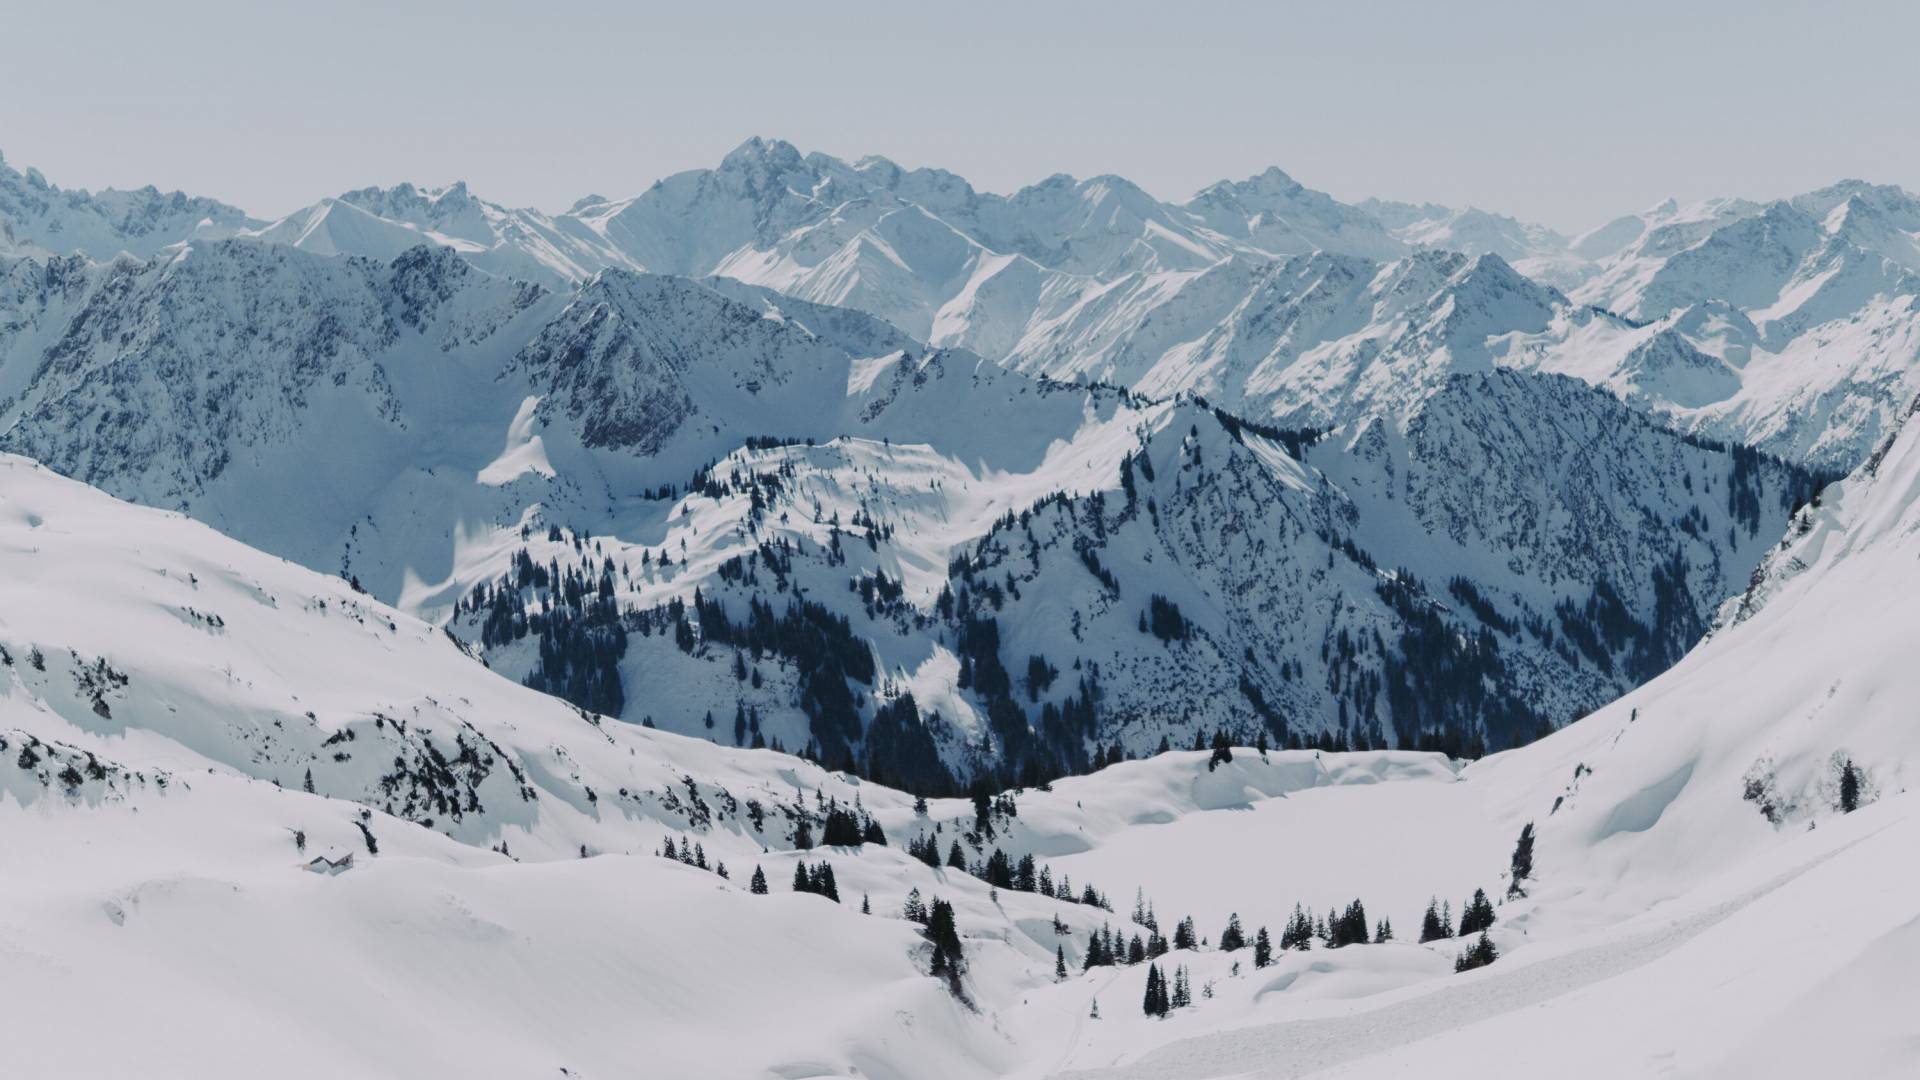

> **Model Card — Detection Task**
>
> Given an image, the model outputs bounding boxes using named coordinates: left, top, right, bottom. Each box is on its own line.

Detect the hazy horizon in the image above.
left=7, top=0, right=1918, bottom=233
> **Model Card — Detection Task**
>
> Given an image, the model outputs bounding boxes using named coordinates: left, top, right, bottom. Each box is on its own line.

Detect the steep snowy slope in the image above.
left=1003, top=250, right=1565, bottom=424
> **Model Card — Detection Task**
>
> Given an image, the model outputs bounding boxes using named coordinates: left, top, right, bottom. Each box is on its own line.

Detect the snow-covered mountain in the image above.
left=0, top=152, right=258, bottom=260
left=15, top=141, right=1916, bottom=473
left=0, top=236, right=1825, bottom=791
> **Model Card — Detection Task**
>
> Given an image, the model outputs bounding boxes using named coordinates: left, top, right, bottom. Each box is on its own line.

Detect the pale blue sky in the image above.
left=5, top=0, right=1916, bottom=232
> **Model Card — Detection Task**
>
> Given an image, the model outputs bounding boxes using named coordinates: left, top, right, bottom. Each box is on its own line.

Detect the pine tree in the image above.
left=1171, top=965, right=1191, bottom=1008
left=1330, top=899, right=1369, bottom=948
left=1173, top=916, right=1197, bottom=950
left=1253, top=927, right=1274, bottom=968
left=926, top=898, right=964, bottom=996
left=1374, top=917, right=1393, bottom=943
left=750, top=865, right=768, bottom=894
left=1458, top=889, right=1495, bottom=936
left=1840, top=759, right=1862, bottom=813
left=302, top=768, right=315, bottom=794
left=792, top=862, right=811, bottom=893
left=904, top=887, right=928, bottom=923
left=1219, top=913, right=1246, bottom=952
left=1421, top=897, right=1447, bottom=942
left=1143, top=963, right=1168, bottom=1017
left=1208, top=730, right=1233, bottom=770
left=947, top=840, right=967, bottom=871
left=1128, top=934, right=1146, bottom=965
left=1056, top=945, right=1069, bottom=981
left=861, top=893, right=871, bottom=914
left=1508, top=821, right=1536, bottom=897
left=1084, top=928, right=1107, bottom=972
left=1454, top=931, right=1498, bottom=972
left=1281, top=903, right=1314, bottom=951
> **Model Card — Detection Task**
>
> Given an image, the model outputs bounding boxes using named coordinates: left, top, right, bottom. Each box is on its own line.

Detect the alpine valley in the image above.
left=0, top=140, right=1914, bottom=1079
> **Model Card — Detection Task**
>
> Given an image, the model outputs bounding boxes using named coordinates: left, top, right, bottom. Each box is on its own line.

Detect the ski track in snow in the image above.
left=1054, top=840, right=1853, bottom=1080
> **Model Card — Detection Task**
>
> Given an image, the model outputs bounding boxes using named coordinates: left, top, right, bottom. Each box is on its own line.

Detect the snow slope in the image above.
left=2, top=435, right=1912, bottom=1077
left=1031, top=353, right=1920, bottom=1080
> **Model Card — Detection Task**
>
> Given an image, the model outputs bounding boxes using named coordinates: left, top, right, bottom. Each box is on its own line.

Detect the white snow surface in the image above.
left=0, top=415, right=1916, bottom=1074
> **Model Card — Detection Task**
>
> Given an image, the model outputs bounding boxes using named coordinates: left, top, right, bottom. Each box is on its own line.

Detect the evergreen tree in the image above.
left=904, top=887, right=928, bottom=923
left=1056, top=945, right=1069, bottom=981
left=1420, top=897, right=1447, bottom=942
left=1374, top=917, right=1393, bottom=943
left=1507, top=821, right=1536, bottom=898
left=1330, top=899, right=1370, bottom=948
left=1458, top=888, right=1496, bottom=936
left=1128, top=934, right=1146, bottom=965
left=1253, top=927, right=1274, bottom=969
left=947, top=840, right=968, bottom=871
left=1454, top=931, right=1498, bottom=972
left=1208, top=730, right=1233, bottom=771
left=792, top=862, right=811, bottom=894
left=1171, top=965, right=1191, bottom=1008
left=1143, top=963, right=1168, bottom=1017
left=861, top=893, right=871, bottom=914
left=1084, top=929, right=1107, bottom=971
left=1219, top=913, right=1246, bottom=952
left=1281, top=903, right=1314, bottom=951
left=1840, top=759, right=1862, bottom=813
left=926, top=898, right=964, bottom=996
left=793, top=818, right=814, bottom=850
left=749, top=865, right=768, bottom=895
left=1173, top=916, right=1197, bottom=950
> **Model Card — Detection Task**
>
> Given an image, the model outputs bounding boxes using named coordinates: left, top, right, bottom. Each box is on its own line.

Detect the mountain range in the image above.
left=0, top=138, right=1915, bottom=1077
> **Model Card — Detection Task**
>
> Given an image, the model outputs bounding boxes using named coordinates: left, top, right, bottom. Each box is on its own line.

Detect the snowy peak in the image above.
left=0, top=153, right=258, bottom=260
left=1184, top=166, right=1407, bottom=261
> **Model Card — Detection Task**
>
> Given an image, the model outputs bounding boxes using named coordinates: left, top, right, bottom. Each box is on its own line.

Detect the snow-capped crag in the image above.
left=0, top=150, right=258, bottom=259
left=0, top=234, right=1824, bottom=790
left=12, top=141, right=1920, bottom=473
